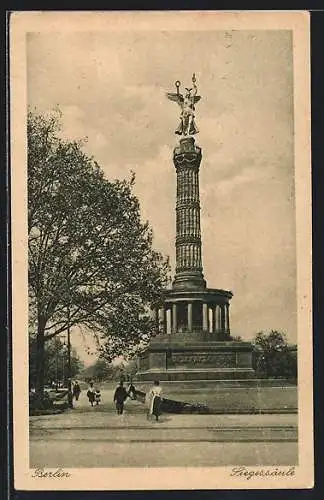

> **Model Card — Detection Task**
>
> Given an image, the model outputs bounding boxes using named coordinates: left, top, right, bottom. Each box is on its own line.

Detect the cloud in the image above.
left=216, top=165, right=267, bottom=197
left=27, top=28, right=296, bottom=343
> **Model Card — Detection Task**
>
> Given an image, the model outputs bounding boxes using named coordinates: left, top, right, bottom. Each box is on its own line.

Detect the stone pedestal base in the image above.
left=136, top=368, right=255, bottom=382
left=136, top=338, right=255, bottom=382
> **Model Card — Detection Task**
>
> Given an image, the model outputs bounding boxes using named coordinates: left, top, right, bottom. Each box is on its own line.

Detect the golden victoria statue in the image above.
left=166, top=73, right=201, bottom=136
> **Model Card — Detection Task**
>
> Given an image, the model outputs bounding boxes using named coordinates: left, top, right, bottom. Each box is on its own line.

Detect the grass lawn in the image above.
left=76, top=381, right=297, bottom=413
left=167, top=386, right=297, bottom=412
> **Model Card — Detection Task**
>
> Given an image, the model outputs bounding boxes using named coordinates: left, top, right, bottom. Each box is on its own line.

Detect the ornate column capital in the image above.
left=173, top=137, right=202, bottom=171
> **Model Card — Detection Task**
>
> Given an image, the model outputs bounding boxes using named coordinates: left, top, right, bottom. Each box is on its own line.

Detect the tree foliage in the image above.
left=29, top=336, right=84, bottom=388
left=80, top=358, right=137, bottom=383
left=28, top=109, right=170, bottom=390
left=252, top=330, right=297, bottom=379
left=80, top=359, right=114, bottom=383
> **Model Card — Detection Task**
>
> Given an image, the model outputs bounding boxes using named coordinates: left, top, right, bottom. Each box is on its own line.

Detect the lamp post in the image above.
left=62, top=346, right=65, bottom=386
left=55, top=352, right=58, bottom=390
left=67, top=302, right=73, bottom=409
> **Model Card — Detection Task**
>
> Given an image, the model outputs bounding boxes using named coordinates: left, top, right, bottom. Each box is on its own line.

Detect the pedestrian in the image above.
left=72, top=380, right=81, bottom=401
left=94, top=388, right=101, bottom=405
left=147, top=380, right=163, bottom=421
left=113, top=381, right=128, bottom=415
left=86, top=381, right=95, bottom=407
left=127, top=380, right=137, bottom=400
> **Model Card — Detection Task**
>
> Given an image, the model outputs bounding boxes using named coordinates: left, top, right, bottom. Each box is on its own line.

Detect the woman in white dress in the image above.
left=147, top=380, right=163, bottom=421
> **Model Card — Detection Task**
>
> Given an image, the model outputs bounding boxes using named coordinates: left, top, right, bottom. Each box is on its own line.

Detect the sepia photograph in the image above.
left=10, top=10, right=313, bottom=490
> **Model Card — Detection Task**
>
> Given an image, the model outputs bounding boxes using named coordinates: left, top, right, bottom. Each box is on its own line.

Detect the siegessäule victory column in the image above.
left=136, top=75, right=255, bottom=386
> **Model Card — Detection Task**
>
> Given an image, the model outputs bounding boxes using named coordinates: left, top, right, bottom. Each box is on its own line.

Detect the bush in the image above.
left=29, top=391, right=53, bottom=412
left=252, top=330, right=297, bottom=379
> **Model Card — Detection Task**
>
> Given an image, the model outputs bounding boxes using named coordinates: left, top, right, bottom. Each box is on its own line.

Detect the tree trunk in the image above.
left=35, top=315, right=46, bottom=393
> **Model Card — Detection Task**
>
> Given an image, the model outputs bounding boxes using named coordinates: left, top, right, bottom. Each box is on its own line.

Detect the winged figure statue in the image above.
left=166, top=73, right=201, bottom=136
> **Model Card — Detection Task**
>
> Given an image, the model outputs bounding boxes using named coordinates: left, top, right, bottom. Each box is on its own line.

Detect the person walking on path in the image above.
left=94, top=388, right=101, bottom=405
left=127, top=380, right=137, bottom=400
left=86, top=381, right=96, bottom=407
left=72, top=380, right=81, bottom=401
left=147, top=380, right=163, bottom=422
left=113, top=381, right=129, bottom=415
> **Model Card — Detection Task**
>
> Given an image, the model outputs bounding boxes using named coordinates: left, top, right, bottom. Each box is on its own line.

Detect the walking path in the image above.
left=31, top=389, right=297, bottom=430
left=31, top=410, right=297, bottom=431
left=30, top=390, right=298, bottom=468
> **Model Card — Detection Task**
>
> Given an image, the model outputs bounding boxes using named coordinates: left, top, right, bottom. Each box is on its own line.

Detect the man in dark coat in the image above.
left=113, top=381, right=128, bottom=415
left=72, top=381, right=81, bottom=401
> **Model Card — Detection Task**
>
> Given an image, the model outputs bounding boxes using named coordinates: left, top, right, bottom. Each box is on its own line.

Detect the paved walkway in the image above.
left=29, top=390, right=298, bottom=467
left=30, top=389, right=297, bottom=429
left=31, top=410, right=297, bottom=430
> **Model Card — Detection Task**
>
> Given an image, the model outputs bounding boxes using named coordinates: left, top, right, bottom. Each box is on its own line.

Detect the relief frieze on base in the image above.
left=170, top=351, right=236, bottom=368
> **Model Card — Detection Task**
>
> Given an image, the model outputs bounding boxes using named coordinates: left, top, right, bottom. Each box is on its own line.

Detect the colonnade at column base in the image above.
left=138, top=285, right=255, bottom=384
left=154, top=288, right=233, bottom=336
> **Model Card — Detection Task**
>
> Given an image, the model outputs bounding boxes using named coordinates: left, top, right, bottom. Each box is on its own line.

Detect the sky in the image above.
left=27, top=29, right=296, bottom=363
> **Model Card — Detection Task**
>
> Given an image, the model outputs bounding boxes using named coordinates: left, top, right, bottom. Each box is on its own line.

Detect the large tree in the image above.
left=253, top=330, right=297, bottom=379
left=28, top=109, right=170, bottom=392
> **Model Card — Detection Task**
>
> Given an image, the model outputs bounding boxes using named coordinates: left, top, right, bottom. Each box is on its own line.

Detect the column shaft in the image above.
left=202, top=303, right=208, bottom=331
left=220, top=305, right=225, bottom=331
left=172, top=303, right=177, bottom=333
left=166, top=307, right=171, bottom=334
left=173, top=138, right=205, bottom=289
left=226, top=304, right=230, bottom=334
left=154, top=307, right=159, bottom=333
left=158, top=308, right=165, bottom=334
left=209, top=307, right=213, bottom=333
left=217, top=305, right=221, bottom=333
left=211, top=306, right=216, bottom=333
left=187, top=303, right=193, bottom=332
